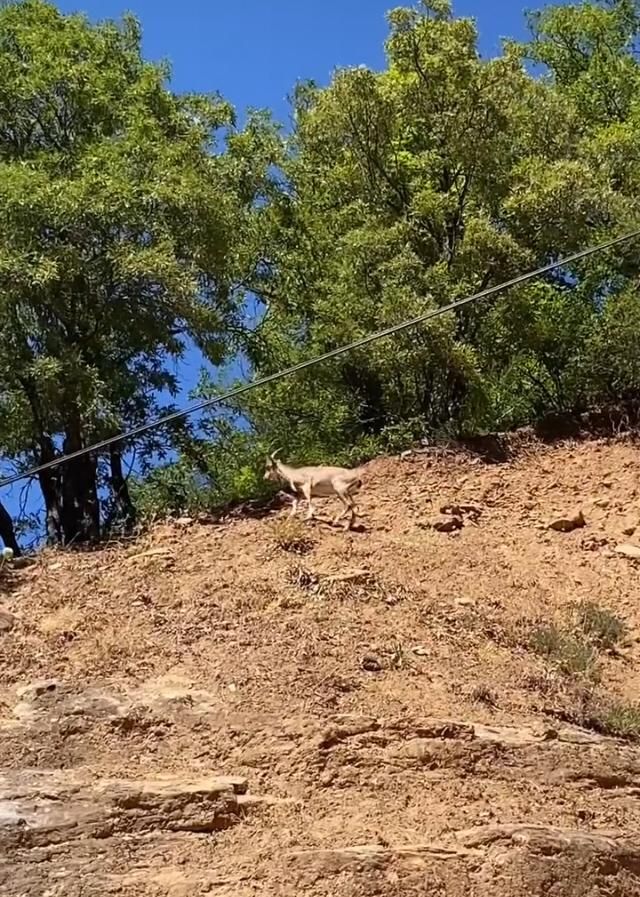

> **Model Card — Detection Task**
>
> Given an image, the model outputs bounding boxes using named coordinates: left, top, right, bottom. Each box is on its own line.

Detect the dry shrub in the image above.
left=596, top=701, right=640, bottom=740
left=549, top=680, right=640, bottom=741
left=470, top=683, right=498, bottom=708
left=319, top=572, right=408, bottom=605
left=285, top=564, right=319, bottom=590
left=572, top=600, right=626, bottom=650
left=271, top=518, right=315, bottom=554
left=527, top=603, right=636, bottom=740
left=528, top=601, right=627, bottom=683
left=530, top=623, right=600, bottom=681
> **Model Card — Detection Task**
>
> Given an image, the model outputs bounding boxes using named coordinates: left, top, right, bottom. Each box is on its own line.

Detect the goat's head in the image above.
left=263, top=449, right=282, bottom=482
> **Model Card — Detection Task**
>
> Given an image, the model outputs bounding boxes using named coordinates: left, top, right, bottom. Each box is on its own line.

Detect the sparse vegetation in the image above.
left=529, top=603, right=637, bottom=740
left=270, top=518, right=315, bottom=555
left=470, top=684, right=498, bottom=708
left=389, top=640, right=410, bottom=671
left=550, top=683, right=640, bottom=742
left=530, top=623, right=600, bottom=681
left=530, top=601, right=627, bottom=682
left=594, top=701, right=640, bottom=741
left=573, top=600, right=626, bottom=651
left=285, top=564, right=319, bottom=590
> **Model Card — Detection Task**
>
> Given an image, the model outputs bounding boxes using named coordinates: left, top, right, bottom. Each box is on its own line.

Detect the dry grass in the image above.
left=270, top=517, right=315, bottom=554
left=38, top=606, right=81, bottom=638
left=528, top=601, right=635, bottom=738
left=572, top=600, right=627, bottom=650
left=530, top=623, right=601, bottom=680
left=470, top=683, right=499, bottom=708
left=596, top=701, right=640, bottom=740
left=549, top=681, right=640, bottom=741
left=529, top=601, right=627, bottom=682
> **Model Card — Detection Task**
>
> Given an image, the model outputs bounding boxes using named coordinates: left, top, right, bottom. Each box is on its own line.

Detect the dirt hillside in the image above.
left=1, top=435, right=640, bottom=896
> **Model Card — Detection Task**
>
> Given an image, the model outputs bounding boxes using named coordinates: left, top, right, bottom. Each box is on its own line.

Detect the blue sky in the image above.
left=57, top=0, right=542, bottom=120
left=5, top=0, right=559, bottom=539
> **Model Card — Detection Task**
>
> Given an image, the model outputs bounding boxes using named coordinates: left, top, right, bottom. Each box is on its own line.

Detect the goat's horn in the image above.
left=270, top=447, right=282, bottom=461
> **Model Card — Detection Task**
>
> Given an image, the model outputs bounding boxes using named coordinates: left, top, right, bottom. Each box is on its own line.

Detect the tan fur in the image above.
left=264, top=452, right=363, bottom=529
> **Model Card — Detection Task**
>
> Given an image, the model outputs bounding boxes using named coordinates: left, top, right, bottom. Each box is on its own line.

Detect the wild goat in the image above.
left=264, top=451, right=363, bottom=530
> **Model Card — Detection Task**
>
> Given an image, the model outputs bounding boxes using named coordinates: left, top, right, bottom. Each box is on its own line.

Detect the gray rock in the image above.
left=548, top=511, right=586, bottom=533
left=615, top=543, right=640, bottom=560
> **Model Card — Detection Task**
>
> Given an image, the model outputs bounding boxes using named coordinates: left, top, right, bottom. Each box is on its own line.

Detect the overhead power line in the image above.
left=1, top=226, right=639, bottom=490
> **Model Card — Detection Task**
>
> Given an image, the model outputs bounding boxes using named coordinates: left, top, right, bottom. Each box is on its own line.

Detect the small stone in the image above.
left=548, top=511, right=586, bottom=533
left=16, top=679, right=64, bottom=700
left=582, top=535, right=608, bottom=552
left=440, top=503, right=460, bottom=515
left=615, top=543, right=640, bottom=560
left=361, top=655, right=383, bottom=673
left=12, top=557, right=35, bottom=569
left=175, top=517, right=194, bottom=527
left=440, top=503, right=482, bottom=519
left=320, top=771, right=336, bottom=787
left=622, top=524, right=637, bottom=537
left=594, top=498, right=610, bottom=510
left=0, top=607, right=16, bottom=632
left=429, top=515, right=464, bottom=533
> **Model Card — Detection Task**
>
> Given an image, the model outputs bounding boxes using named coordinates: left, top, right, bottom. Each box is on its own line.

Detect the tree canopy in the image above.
left=1, top=0, right=639, bottom=543
left=0, top=0, right=277, bottom=543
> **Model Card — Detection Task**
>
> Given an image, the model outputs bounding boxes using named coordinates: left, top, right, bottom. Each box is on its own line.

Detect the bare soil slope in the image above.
left=1, top=436, right=640, bottom=896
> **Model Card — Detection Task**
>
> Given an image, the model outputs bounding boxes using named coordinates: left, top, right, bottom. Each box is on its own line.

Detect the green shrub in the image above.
left=573, top=600, right=626, bottom=651
left=530, top=623, right=600, bottom=680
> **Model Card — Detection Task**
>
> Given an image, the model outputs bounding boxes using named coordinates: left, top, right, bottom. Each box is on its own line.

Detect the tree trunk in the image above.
left=107, top=446, right=136, bottom=532
left=18, top=374, right=100, bottom=546
left=0, top=499, right=21, bottom=557
left=59, top=422, right=100, bottom=545
left=37, top=437, right=64, bottom=546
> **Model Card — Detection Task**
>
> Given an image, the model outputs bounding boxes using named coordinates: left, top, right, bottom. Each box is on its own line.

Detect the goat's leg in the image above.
left=332, top=493, right=350, bottom=526
left=347, top=484, right=361, bottom=516
left=302, top=482, right=315, bottom=521
left=335, top=489, right=356, bottom=530
left=345, top=500, right=356, bottom=530
left=288, top=495, right=299, bottom=518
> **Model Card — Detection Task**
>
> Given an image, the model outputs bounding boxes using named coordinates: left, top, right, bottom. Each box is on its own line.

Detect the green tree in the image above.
left=180, top=0, right=640, bottom=506
left=0, top=0, right=276, bottom=544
